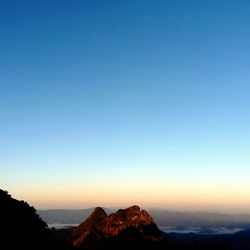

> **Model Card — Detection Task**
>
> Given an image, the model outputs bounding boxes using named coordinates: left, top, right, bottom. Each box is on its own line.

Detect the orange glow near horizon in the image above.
left=8, top=180, right=250, bottom=213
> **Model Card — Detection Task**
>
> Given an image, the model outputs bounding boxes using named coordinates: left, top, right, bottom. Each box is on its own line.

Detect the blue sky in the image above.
left=1, top=0, right=250, bottom=211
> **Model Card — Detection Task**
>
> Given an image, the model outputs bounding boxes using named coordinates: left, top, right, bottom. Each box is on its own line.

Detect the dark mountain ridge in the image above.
left=0, top=189, right=73, bottom=250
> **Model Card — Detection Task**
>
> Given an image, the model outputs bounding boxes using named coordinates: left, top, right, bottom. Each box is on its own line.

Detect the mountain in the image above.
left=71, top=205, right=165, bottom=250
left=1, top=189, right=250, bottom=250
left=0, top=189, right=73, bottom=250
left=149, top=210, right=250, bottom=228
left=38, top=208, right=106, bottom=225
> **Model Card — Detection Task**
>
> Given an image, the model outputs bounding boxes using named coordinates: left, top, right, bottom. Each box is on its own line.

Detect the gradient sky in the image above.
left=1, top=0, right=250, bottom=212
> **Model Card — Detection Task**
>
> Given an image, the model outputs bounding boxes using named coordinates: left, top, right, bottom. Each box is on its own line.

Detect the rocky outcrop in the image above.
left=72, top=205, right=165, bottom=250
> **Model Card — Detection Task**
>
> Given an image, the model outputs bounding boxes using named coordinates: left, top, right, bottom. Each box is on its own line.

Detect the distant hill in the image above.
left=38, top=208, right=250, bottom=229
left=38, top=208, right=98, bottom=224
left=149, top=210, right=250, bottom=228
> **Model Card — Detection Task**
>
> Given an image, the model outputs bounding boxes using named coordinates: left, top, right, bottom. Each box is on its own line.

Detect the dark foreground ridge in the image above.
left=72, top=205, right=165, bottom=249
left=0, top=189, right=73, bottom=250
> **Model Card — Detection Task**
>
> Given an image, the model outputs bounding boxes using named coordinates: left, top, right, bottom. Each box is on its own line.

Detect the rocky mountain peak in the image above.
left=107, top=205, right=154, bottom=230
left=72, top=205, right=164, bottom=249
left=90, top=207, right=107, bottom=219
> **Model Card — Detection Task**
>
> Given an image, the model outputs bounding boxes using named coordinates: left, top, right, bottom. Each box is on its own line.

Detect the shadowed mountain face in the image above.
left=72, top=205, right=165, bottom=250
left=0, top=189, right=73, bottom=250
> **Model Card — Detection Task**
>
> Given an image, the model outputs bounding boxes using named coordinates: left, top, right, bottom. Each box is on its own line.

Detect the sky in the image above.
left=1, top=0, right=250, bottom=212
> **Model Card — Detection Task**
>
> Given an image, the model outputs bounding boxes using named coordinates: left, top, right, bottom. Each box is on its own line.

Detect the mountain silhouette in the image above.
left=72, top=205, right=165, bottom=250
left=0, top=189, right=73, bottom=250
